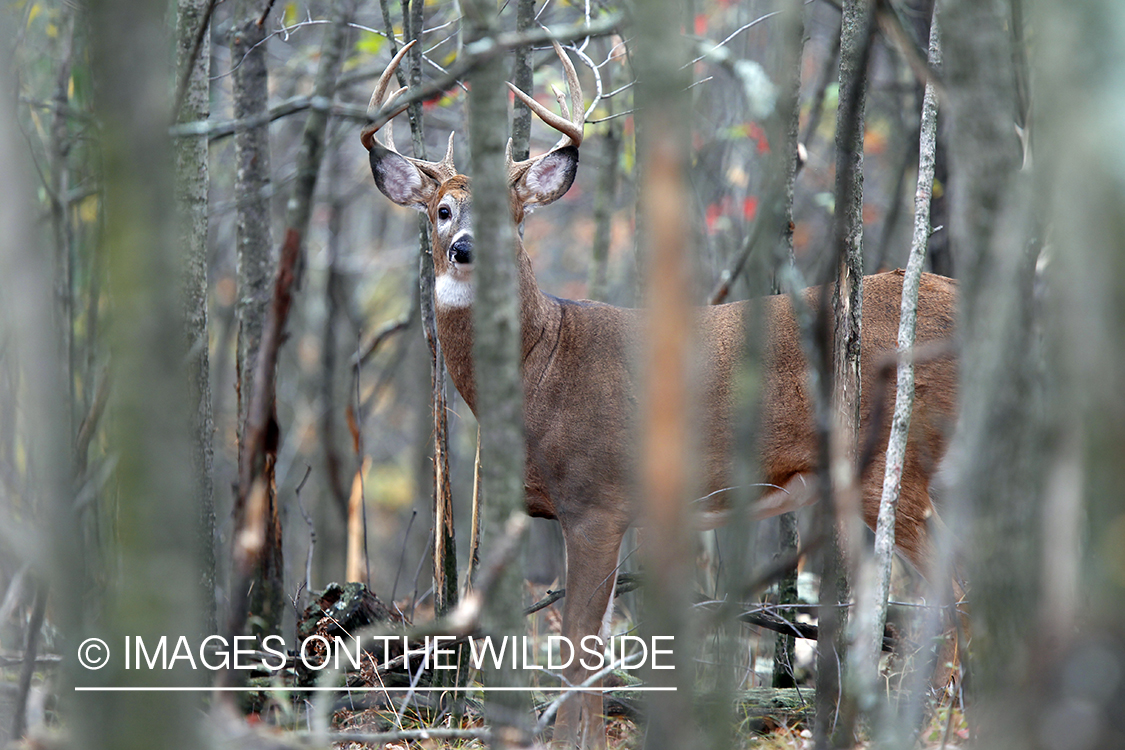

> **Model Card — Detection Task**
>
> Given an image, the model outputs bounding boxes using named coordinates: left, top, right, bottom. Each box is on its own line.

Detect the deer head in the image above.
left=361, top=40, right=585, bottom=310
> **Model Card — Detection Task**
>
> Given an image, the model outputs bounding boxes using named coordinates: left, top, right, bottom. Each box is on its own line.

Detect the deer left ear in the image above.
left=514, top=146, right=579, bottom=208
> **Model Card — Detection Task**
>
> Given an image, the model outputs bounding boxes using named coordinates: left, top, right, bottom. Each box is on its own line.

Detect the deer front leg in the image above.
left=551, top=515, right=626, bottom=750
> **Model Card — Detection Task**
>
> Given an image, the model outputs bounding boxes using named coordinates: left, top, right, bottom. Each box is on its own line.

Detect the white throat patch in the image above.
left=434, top=273, right=474, bottom=309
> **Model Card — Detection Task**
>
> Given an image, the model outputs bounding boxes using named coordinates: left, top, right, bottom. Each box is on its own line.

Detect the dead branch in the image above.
left=523, top=572, right=643, bottom=616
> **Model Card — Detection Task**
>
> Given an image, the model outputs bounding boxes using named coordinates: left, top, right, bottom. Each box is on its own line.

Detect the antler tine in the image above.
left=551, top=84, right=571, bottom=121
left=361, top=41, right=458, bottom=181
left=555, top=39, right=584, bottom=139
left=360, top=40, right=416, bottom=152
left=506, top=40, right=585, bottom=151
left=405, top=131, right=457, bottom=182
left=381, top=87, right=408, bottom=152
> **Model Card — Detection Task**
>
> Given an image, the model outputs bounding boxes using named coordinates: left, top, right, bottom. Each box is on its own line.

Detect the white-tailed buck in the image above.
left=363, top=40, right=957, bottom=750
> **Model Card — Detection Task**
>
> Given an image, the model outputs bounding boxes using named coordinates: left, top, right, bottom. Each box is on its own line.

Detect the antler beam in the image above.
left=506, top=40, right=585, bottom=183
left=361, top=40, right=457, bottom=182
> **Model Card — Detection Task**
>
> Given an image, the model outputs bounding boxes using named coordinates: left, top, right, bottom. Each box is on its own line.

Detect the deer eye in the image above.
left=437, top=206, right=452, bottom=221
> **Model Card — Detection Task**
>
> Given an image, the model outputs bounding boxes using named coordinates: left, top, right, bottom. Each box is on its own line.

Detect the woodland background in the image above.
left=1, top=0, right=1124, bottom=748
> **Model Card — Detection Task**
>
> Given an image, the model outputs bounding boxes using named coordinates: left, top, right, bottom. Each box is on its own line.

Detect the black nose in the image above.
left=450, top=236, right=473, bottom=265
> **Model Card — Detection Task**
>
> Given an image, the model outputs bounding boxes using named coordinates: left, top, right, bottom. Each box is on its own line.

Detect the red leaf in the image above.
left=742, top=196, right=758, bottom=221
left=706, top=202, right=723, bottom=234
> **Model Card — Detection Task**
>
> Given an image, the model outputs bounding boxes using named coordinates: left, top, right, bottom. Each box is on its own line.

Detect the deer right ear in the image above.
left=370, top=147, right=436, bottom=212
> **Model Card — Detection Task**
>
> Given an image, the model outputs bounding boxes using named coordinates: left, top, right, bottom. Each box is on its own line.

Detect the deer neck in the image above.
left=433, top=239, right=558, bottom=416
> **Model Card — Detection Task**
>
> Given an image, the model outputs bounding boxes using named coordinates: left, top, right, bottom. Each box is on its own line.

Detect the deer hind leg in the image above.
left=551, top=513, right=626, bottom=750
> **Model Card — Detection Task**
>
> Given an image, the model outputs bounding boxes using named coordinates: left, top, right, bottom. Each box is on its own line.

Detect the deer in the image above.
left=361, top=40, right=958, bottom=750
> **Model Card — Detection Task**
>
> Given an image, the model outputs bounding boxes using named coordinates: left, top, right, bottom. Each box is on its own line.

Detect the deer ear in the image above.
left=370, top=147, right=436, bottom=211
left=514, top=146, right=579, bottom=208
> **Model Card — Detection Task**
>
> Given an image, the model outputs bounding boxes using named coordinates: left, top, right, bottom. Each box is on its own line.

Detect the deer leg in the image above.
left=551, top=514, right=625, bottom=750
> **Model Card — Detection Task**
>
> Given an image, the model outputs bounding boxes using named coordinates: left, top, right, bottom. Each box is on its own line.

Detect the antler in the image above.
left=360, top=40, right=457, bottom=183
left=506, top=40, right=585, bottom=181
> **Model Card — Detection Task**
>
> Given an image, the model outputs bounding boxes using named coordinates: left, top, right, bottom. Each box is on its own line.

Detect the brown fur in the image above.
left=365, top=67, right=957, bottom=750
left=414, top=173, right=957, bottom=748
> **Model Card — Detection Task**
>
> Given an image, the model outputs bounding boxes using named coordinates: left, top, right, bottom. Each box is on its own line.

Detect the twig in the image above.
left=391, top=509, right=418, bottom=602
left=73, top=368, right=110, bottom=471
left=874, top=1, right=945, bottom=96
left=17, top=96, right=93, bottom=122
left=731, top=604, right=896, bottom=651
left=354, top=334, right=371, bottom=587
left=584, top=109, right=633, bottom=124
left=523, top=589, right=565, bottom=616
left=352, top=315, right=412, bottom=367
left=0, top=566, right=29, bottom=627
left=10, top=579, right=46, bottom=742
left=170, top=94, right=361, bottom=140
left=294, top=465, right=315, bottom=600
left=409, top=536, right=432, bottom=623
left=522, top=572, right=643, bottom=617
left=708, top=209, right=767, bottom=305
left=534, top=649, right=648, bottom=734
left=684, top=11, right=784, bottom=68
left=256, top=0, right=277, bottom=27
left=797, top=22, right=841, bottom=175
left=464, top=427, right=483, bottom=593
left=437, top=514, right=528, bottom=637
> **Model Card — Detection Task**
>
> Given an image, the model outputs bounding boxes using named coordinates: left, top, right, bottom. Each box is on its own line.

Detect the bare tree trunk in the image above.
left=941, top=0, right=1042, bottom=746
left=175, top=0, right=216, bottom=637
left=463, top=0, right=529, bottom=735
left=0, top=62, right=81, bottom=749
left=320, top=143, right=350, bottom=522
left=378, top=0, right=460, bottom=619
left=823, top=1, right=874, bottom=744
left=406, top=0, right=459, bottom=621
left=47, top=10, right=76, bottom=440
left=229, top=0, right=280, bottom=638
left=778, top=3, right=806, bottom=279
left=231, top=0, right=274, bottom=450
left=589, top=54, right=619, bottom=305
left=635, top=1, right=698, bottom=748
left=831, top=0, right=871, bottom=570
left=233, top=0, right=360, bottom=646
left=773, top=0, right=807, bottom=691
left=511, top=0, right=565, bottom=594
left=1038, top=5, right=1125, bottom=750
left=75, top=0, right=206, bottom=744
left=509, top=0, right=535, bottom=164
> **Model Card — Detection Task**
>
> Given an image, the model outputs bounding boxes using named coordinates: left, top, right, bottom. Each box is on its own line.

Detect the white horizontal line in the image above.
left=74, top=686, right=677, bottom=692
